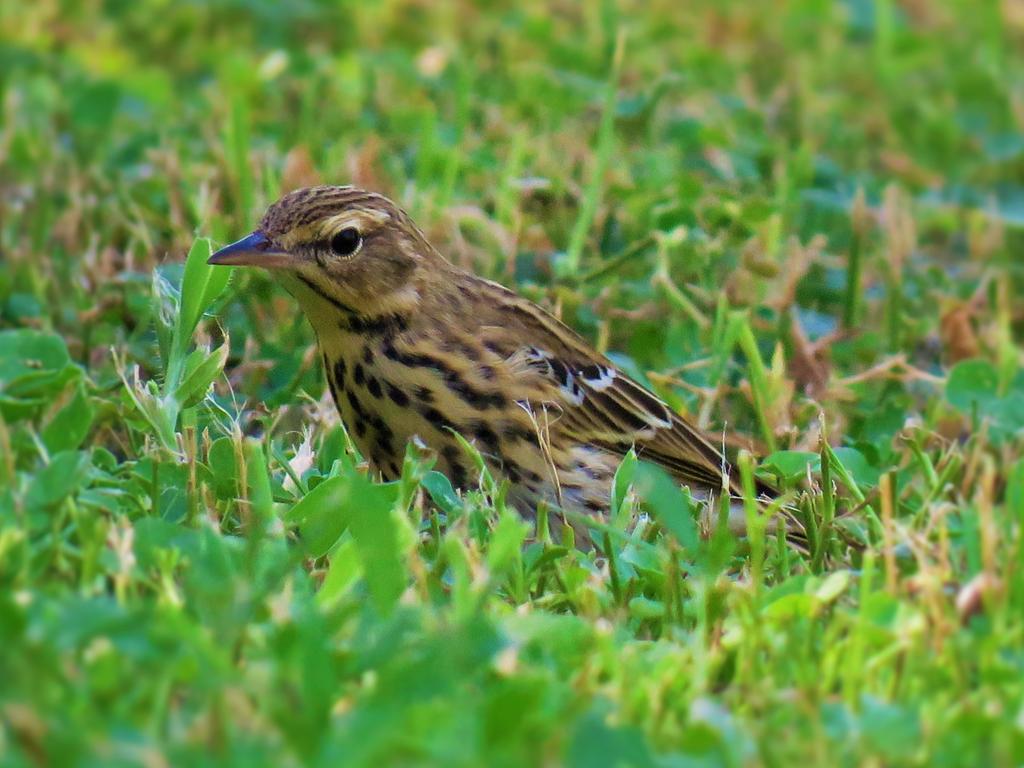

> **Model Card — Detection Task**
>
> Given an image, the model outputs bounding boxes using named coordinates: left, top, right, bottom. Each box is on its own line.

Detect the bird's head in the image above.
left=209, top=185, right=438, bottom=320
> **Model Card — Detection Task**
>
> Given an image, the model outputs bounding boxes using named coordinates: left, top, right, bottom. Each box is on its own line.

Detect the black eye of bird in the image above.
left=330, top=227, right=362, bottom=257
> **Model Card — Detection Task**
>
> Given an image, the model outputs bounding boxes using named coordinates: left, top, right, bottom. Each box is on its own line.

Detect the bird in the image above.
left=209, top=185, right=795, bottom=545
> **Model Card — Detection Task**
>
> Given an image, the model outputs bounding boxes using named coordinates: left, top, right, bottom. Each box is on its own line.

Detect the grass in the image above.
left=2, top=0, right=1024, bottom=765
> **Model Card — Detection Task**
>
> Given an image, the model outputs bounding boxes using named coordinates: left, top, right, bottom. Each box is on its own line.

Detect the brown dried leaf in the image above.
left=347, top=136, right=387, bottom=193
left=281, top=146, right=321, bottom=192
left=956, top=572, right=1000, bottom=624
left=939, top=301, right=980, bottom=363
left=788, top=310, right=831, bottom=397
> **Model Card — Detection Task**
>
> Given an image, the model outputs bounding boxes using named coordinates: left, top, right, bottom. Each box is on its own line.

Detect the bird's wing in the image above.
left=468, top=278, right=742, bottom=495
left=506, top=344, right=734, bottom=494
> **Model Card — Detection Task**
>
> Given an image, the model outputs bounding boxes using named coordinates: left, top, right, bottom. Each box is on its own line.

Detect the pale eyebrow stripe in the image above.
left=316, top=209, right=392, bottom=237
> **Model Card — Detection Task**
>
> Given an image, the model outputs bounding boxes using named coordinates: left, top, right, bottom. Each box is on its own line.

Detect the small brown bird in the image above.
left=210, top=185, right=785, bottom=542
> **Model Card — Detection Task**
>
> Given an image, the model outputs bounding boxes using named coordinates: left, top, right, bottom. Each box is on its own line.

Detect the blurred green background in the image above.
left=2, top=1, right=1023, bottom=765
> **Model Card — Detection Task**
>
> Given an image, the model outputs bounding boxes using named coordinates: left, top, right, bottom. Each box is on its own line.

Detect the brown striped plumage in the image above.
left=210, top=185, right=791, bottom=543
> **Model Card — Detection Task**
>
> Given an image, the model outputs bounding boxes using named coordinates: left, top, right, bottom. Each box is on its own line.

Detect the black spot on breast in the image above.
left=333, top=358, right=347, bottom=385
left=472, top=422, right=500, bottom=451
left=442, top=445, right=468, bottom=489
left=416, top=386, right=434, bottom=404
left=353, top=363, right=365, bottom=386
left=393, top=347, right=433, bottom=369
left=341, top=313, right=409, bottom=337
left=387, top=383, right=410, bottom=407
left=501, top=424, right=537, bottom=445
left=363, top=346, right=375, bottom=364
left=443, top=371, right=506, bottom=410
left=448, top=339, right=479, bottom=362
left=384, top=345, right=504, bottom=409
left=367, top=376, right=383, bottom=399
left=478, top=364, right=496, bottom=380
left=346, top=389, right=369, bottom=420
left=421, top=406, right=457, bottom=433
left=393, top=348, right=501, bottom=409
left=327, top=378, right=341, bottom=407
left=442, top=443, right=458, bottom=464
left=372, top=416, right=394, bottom=444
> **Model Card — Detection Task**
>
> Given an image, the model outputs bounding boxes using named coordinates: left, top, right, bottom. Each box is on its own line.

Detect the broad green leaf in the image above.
left=566, top=709, right=656, bottom=768
left=0, top=329, right=70, bottom=384
left=986, top=393, right=1024, bottom=439
left=815, top=570, right=851, bottom=603
left=763, top=592, right=816, bottom=620
left=316, top=537, right=361, bottom=607
left=287, top=476, right=350, bottom=556
left=347, top=476, right=404, bottom=614
left=207, top=437, right=240, bottom=501
left=627, top=596, right=665, bottom=619
left=177, top=237, right=232, bottom=350
left=760, top=450, right=819, bottom=482
left=831, top=447, right=880, bottom=488
left=0, top=331, right=79, bottom=420
left=634, top=461, right=699, bottom=552
left=25, top=451, right=91, bottom=511
left=421, top=470, right=462, bottom=515
left=133, top=517, right=194, bottom=570
left=946, top=359, right=1024, bottom=442
left=243, top=438, right=274, bottom=527
left=486, top=509, right=529, bottom=574
left=287, top=470, right=404, bottom=613
left=445, top=537, right=474, bottom=619
left=946, top=359, right=998, bottom=412
left=41, top=381, right=95, bottom=453
left=611, top=447, right=638, bottom=517
left=860, top=695, right=921, bottom=762
left=174, top=343, right=228, bottom=409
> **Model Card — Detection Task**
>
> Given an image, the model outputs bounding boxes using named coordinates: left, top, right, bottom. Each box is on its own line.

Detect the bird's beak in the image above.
left=207, top=232, right=294, bottom=268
